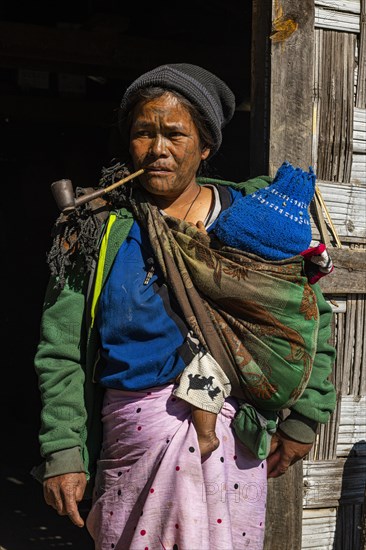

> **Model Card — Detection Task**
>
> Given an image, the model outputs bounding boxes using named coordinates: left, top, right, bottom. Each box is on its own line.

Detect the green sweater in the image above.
left=33, top=176, right=336, bottom=492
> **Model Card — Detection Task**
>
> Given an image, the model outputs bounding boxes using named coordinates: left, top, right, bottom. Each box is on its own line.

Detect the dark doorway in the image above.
left=0, top=2, right=252, bottom=547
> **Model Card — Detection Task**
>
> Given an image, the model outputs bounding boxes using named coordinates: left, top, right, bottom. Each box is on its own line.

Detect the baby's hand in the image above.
left=196, top=220, right=207, bottom=234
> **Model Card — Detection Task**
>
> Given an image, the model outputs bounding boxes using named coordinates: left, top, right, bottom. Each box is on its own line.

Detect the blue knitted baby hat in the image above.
left=214, top=162, right=316, bottom=260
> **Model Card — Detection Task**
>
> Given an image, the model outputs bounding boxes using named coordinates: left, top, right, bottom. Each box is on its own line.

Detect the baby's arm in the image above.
left=191, top=406, right=220, bottom=456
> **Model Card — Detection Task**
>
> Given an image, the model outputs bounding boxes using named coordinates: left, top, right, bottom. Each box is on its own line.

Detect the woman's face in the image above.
left=129, top=92, right=210, bottom=199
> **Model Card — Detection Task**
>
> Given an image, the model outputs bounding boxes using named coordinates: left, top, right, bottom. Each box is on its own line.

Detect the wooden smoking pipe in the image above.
left=51, top=168, right=145, bottom=213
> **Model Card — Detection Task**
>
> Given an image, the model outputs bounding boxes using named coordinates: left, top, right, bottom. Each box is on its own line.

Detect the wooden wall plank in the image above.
left=251, top=2, right=315, bottom=548
left=350, top=296, right=366, bottom=393
left=309, top=400, right=340, bottom=461
left=318, top=249, right=366, bottom=293
left=356, top=0, right=366, bottom=108
left=351, top=154, right=366, bottom=167
left=343, top=296, right=358, bottom=391
left=315, top=7, right=360, bottom=32
left=327, top=296, right=347, bottom=313
left=303, top=458, right=366, bottom=507
left=268, top=0, right=314, bottom=176
left=302, top=504, right=364, bottom=549
left=302, top=508, right=336, bottom=550
left=310, top=181, right=366, bottom=243
left=359, top=301, right=366, bottom=394
left=334, top=311, right=346, bottom=390
left=351, top=154, right=366, bottom=183
left=354, top=107, right=366, bottom=124
left=264, top=461, right=303, bottom=550
left=315, top=31, right=355, bottom=183
left=353, top=107, right=366, bottom=153
left=351, top=109, right=366, bottom=182
left=316, top=0, right=360, bottom=14
left=336, top=396, right=366, bottom=456
left=305, top=4, right=365, bottom=549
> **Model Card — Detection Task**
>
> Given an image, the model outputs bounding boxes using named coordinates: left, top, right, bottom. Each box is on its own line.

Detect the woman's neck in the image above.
left=149, top=184, right=214, bottom=224
left=147, top=182, right=198, bottom=210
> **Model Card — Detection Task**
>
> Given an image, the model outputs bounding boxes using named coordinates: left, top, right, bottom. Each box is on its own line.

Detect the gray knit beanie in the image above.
left=118, top=63, right=236, bottom=156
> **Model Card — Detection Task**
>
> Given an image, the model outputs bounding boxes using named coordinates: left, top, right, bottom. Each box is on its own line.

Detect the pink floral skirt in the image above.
left=86, top=385, right=267, bottom=550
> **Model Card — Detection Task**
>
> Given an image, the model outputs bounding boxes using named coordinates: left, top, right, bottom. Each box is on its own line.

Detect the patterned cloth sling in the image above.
left=126, top=186, right=320, bottom=414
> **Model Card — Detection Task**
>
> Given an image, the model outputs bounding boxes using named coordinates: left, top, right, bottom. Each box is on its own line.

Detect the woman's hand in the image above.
left=43, top=472, right=87, bottom=527
left=266, top=430, right=313, bottom=478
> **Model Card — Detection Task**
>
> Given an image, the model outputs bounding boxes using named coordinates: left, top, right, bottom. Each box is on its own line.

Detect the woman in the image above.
left=33, top=64, right=336, bottom=550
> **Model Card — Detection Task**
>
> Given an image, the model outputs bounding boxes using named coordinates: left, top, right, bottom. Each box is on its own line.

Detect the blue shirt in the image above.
left=96, top=185, right=241, bottom=390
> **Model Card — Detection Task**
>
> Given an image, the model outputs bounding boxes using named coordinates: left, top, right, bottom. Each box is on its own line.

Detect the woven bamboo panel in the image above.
left=315, top=5, right=360, bottom=32
left=308, top=294, right=366, bottom=463
left=353, top=108, right=366, bottom=153
left=303, top=458, right=366, bottom=507
left=302, top=504, right=364, bottom=549
left=304, top=3, right=366, bottom=549
left=352, top=108, right=366, bottom=184
left=316, top=0, right=360, bottom=11
left=313, top=30, right=355, bottom=183
left=351, top=155, right=366, bottom=183
left=302, top=508, right=337, bottom=549
left=336, top=396, right=366, bottom=456
left=310, top=181, right=366, bottom=243
left=334, top=294, right=366, bottom=395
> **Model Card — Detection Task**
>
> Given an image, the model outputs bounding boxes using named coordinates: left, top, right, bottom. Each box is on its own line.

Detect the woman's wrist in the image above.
left=279, top=411, right=318, bottom=444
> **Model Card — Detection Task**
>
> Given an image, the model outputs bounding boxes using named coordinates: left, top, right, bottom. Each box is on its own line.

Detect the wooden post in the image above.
left=251, top=1, right=315, bottom=548
left=264, top=462, right=303, bottom=550
left=251, top=0, right=314, bottom=177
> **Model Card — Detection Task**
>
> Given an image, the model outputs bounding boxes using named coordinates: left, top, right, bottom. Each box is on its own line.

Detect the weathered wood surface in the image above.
left=302, top=504, right=365, bottom=549
left=308, top=296, right=366, bottom=463
left=326, top=296, right=347, bottom=313
left=307, top=4, right=365, bottom=549
left=318, top=249, right=366, bottom=293
left=268, top=0, right=314, bottom=177
left=353, top=110, right=366, bottom=183
left=310, top=180, right=366, bottom=243
left=356, top=0, right=366, bottom=108
left=348, top=294, right=366, bottom=394
left=330, top=295, right=366, bottom=394
left=351, top=109, right=366, bottom=185
left=336, top=396, right=366, bottom=456
left=309, top=398, right=341, bottom=462
left=252, top=2, right=315, bottom=547
left=315, top=5, right=360, bottom=32
left=351, top=154, right=366, bottom=184
left=335, top=294, right=365, bottom=392
left=314, top=30, right=355, bottom=183
left=316, top=0, right=360, bottom=13
left=302, top=507, right=337, bottom=549
left=353, top=108, right=366, bottom=153
left=263, top=461, right=303, bottom=550
left=253, top=2, right=365, bottom=548
left=303, top=457, right=366, bottom=507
